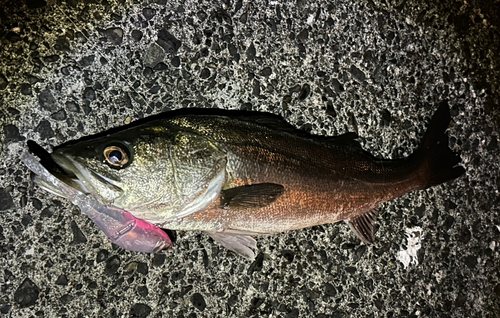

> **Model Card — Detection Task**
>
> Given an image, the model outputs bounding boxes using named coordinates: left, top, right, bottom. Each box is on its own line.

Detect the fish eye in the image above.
left=103, top=145, right=129, bottom=167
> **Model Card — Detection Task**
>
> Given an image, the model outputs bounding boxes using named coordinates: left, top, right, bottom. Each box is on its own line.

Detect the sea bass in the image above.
left=26, top=103, right=464, bottom=258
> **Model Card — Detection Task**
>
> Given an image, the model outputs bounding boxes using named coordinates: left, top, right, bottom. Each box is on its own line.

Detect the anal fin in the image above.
left=345, top=209, right=378, bottom=245
left=206, top=231, right=257, bottom=259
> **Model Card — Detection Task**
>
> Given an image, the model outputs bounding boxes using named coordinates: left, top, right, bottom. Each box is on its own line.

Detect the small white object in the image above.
left=307, top=14, right=315, bottom=25
left=25, top=247, right=35, bottom=256
left=397, top=227, right=423, bottom=269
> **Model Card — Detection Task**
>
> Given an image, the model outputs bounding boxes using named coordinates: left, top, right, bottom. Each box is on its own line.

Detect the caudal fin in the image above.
left=413, top=101, right=465, bottom=188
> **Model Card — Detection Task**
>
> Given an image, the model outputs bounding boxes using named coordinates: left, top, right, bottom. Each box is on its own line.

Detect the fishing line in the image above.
left=55, top=3, right=150, bottom=107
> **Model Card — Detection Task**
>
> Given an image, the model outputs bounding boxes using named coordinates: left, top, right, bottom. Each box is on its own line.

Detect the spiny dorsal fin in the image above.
left=345, top=209, right=378, bottom=245
left=233, top=114, right=363, bottom=149
left=221, top=183, right=284, bottom=209
left=248, top=114, right=301, bottom=133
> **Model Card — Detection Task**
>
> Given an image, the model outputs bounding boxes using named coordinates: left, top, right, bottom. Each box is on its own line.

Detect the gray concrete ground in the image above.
left=1, top=0, right=499, bottom=317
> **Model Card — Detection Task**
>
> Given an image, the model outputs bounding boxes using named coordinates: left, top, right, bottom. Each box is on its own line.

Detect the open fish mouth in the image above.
left=27, top=141, right=122, bottom=202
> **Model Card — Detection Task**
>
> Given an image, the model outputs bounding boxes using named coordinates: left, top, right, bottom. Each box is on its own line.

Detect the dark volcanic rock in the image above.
left=136, top=262, right=149, bottom=275
left=6, top=32, right=21, bottom=42
left=61, top=66, right=70, bottom=76
left=247, top=253, right=264, bottom=275
left=31, top=198, right=42, bottom=210
left=70, top=221, right=87, bottom=244
left=35, top=120, right=54, bottom=139
left=83, top=87, right=96, bottom=103
left=131, top=30, right=143, bottom=42
left=349, top=65, right=366, bottom=82
left=297, top=28, right=309, bottom=41
left=27, top=75, right=42, bottom=84
left=137, top=285, right=148, bottom=298
left=55, top=275, right=68, bottom=285
left=66, top=101, right=80, bottom=112
left=200, top=68, right=210, bottom=79
left=38, top=89, right=58, bottom=111
left=26, top=0, right=47, bottom=9
left=96, top=249, right=109, bottom=263
left=21, top=214, right=32, bottom=226
left=171, top=56, right=180, bottom=67
left=464, top=255, right=477, bottom=269
left=51, top=109, right=67, bottom=121
left=252, top=79, right=260, bottom=96
left=142, top=8, right=156, bottom=20
left=325, top=283, right=337, bottom=297
left=191, top=293, right=206, bottom=311
left=228, top=43, right=239, bottom=61
left=246, top=43, right=256, bottom=61
left=0, top=305, right=11, bottom=314
left=259, top=67, right=272, bottom=77
left=3, top=124, right=24, bottom=143
left=152, top=253, right=166, bottom=267
left=104, top=28, right=124, bottom=45
left=298, top=83, right=310, bottom=100
left=0, top=188, right=14, bottom=211
left=54, top=36, right=70, bottom=51
left=20, top=83, right=32, bottom=95
left=331, top=78, right=344, bottom=93
left=79, top=55, right=95, bottom=67
left=0, top=74, right=8, bottom=90
left=43, top=55, right=59, bottom=63
left=129, top=303, right=151, bottom=318
left=157, top=29, right=181, bottom=54
left=145, top=43, right=165, bottom=67
left=14, top=278, right=40, bottom=308
left=105, top=255, right=121, bottom=275
left=280, top=249, right=295, bottom=263
left=40, top=207, right=53, bottom=218
left=153, top=62, right=168, bottom=71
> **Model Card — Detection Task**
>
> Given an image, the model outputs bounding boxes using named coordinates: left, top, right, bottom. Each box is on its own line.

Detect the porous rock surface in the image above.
left=0, top=0, right=499, bottom=317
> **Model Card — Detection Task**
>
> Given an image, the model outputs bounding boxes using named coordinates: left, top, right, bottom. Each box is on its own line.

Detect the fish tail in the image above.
left=412, top=101, right=465, bottom=189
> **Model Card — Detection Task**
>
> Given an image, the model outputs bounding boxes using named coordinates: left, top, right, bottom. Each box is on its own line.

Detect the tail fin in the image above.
left=413, top=101, right=465, bottom=188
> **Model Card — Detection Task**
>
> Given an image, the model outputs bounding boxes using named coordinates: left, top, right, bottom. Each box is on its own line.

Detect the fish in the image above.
left=26, top=102, right=464, bottom=259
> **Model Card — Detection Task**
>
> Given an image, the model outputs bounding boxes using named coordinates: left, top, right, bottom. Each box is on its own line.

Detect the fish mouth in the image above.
left=27, top=141, right=122, bottom=202
left=52, top=153, right=124, bottom=204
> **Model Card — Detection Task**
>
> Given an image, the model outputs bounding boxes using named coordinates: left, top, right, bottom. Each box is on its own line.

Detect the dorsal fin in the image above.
left=345, top=209, right=378, bottom=245
left=221, top=183, right=284, bottom=209
left=247, top=114, right=301, bottom=133
left=233, top=114, right=364, bottom=150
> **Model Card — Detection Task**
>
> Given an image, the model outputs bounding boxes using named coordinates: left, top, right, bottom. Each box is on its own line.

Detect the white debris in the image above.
left=433, top=270, right=444, bottom=284
left=397, top=227, right=423, bottom=269
left=307, top=14, right=315, bottom=25
left=25, top=247, right=35, bottom=256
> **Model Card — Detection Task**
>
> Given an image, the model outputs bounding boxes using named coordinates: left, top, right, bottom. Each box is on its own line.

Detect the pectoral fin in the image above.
left=206, top=231, right=257, bottom=259
left=345, top=209, right=378, bottom=245
left=221, top=183, right=284, bottom=209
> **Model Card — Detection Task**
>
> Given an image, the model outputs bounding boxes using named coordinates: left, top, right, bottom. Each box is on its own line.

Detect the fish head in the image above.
left=50, top=127, right=172, bottom=207
left=46, top=122, right=227, bottom=222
